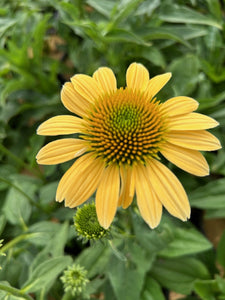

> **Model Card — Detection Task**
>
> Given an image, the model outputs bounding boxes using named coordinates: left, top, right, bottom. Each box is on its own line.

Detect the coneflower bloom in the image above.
left=36, top=63, right=221, bottom=229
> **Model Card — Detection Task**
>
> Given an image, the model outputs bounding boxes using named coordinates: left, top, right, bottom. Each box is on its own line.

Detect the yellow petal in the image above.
left=126, top=62, right=149, bottom=91
left=145, top=72, right=172, bottom=100
left=65, top=158, right=105, bottom=208
left=169, top=113, right=219, bottom=131
left=135, top=164, right=162, bottom=229
left=61, top=82, right=90, bottom=117
left=162, top=96, right=199, bottom=117
left=147, top=159, right=190, bottom=221
left=166, top=130, right=222, bottom=151
left=118, top=165, right=135, bottom=209
left=93, top=67, right=117, bottom=94
left=161, top=142, right=209, bottom=176
left=56, top=153, right=104, bottom=206
left=56, top=153, right=94, bottom=202
left=36, top=139, right=87, bottom=165
left=96, top=164, right=120, bottom=229
left=37, top=115, right=85, bottom=136
left=71, top=74, right=103, bottom=104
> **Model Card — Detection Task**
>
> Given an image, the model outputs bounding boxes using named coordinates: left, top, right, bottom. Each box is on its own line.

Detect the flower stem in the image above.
left=0, top=283, right=33, bottom=300
left=0, top=233, right=40, bottom=254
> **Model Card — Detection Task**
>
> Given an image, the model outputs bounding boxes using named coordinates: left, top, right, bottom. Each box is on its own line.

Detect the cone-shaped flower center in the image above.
left=84, top=88, right=166, bottom=165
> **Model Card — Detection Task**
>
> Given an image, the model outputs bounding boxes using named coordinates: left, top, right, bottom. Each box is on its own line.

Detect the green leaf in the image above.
left=39, top=181, right=58, bottom=205
left=132, top=213, right=174, bottom=254
left=105, top=28, right=150, bottom=46
left=32, top=14, right=50, bottom=65
left=22, top=256, right=72, bottom=293
left=217, top=230, right=225, bottom=270
left=206, top=0, right=222, bottom=20
left=168, top=54, right=199, bottom=95
left=126, top=240, right=155, bottom=273
left=150, top=257, right=210, bottom=295
left=86, top=0, right=115, bottom=18
left=108, top=255, right=145, bottom=300
left=75, top=242, right=112, bottom=278
left=190, top=179, right=225, bottom=209
left=28, top=221, right=62, bottom=246
left=141, top=277, right=165, bottom=300
left=0, top=18, right=16, bottom=38
left=140, top=27, right=191, bottom=47
left=110, top=0, right=142, bottom=26
left=3, top=178, right=37, bottom=225
left=0, top=215, right=6, bottom=236
left=135, top=0, right=160, bottom=17
left=139, top=47, right=166, bottom=68
left=159, top=227, right=212, bottom=257
left=194, top=279, right=219, bottom=300
left=159, top=5, right=222, bottom=29
left=0, top=165, right=16, bottom=190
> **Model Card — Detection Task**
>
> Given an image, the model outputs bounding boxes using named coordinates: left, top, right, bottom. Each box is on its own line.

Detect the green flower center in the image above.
left=74, top=203, right=109, bottom=241
left=84, top=88, right=166, bottom=165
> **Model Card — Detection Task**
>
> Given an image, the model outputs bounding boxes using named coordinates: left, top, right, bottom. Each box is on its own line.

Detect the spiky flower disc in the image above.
left=83, top=88, right=166, bottom=166
left=36, top=62, right=221, bottom=229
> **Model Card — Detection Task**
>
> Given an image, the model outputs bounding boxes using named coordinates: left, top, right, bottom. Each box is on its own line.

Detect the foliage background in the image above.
left=0, top=0, right=225, bottom=299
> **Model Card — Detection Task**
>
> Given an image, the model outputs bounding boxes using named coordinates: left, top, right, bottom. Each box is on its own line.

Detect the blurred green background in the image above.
left=0, top=0, right=225, bottom=299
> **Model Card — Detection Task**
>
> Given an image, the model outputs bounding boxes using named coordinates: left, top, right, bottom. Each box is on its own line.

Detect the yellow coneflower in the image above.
left=36, top=63, right=221, bottom=229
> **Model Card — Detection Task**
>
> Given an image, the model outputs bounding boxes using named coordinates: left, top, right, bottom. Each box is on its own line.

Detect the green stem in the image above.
left=0, top=283, right=33, bottom=300
left=0, top=143, right=43, bottom=178
left=0, top=233, right=40, bottom=254
left=108, top=240, right=127, bottom=262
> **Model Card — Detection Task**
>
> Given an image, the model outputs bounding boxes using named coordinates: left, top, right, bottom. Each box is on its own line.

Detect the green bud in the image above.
left=60, top=264, right=89, bottom=297
left=74, top=202, right=110, bottom=242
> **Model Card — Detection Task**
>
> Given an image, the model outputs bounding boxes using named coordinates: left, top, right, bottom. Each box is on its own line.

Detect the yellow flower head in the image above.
left=36, top=63, right=221, bottom=229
